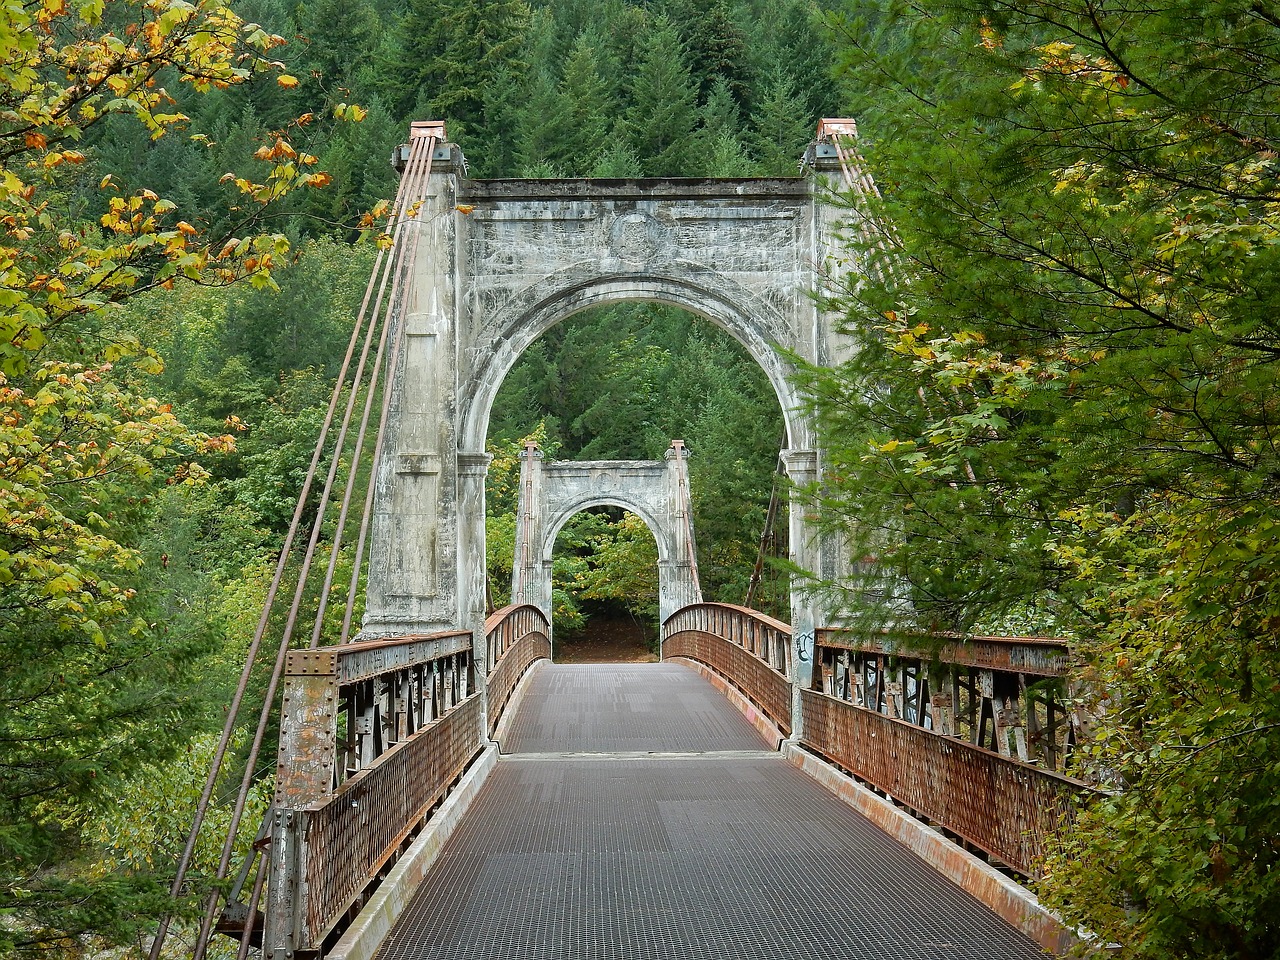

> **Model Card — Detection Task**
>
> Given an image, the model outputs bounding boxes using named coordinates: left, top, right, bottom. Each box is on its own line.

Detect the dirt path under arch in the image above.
left=553, top=613, right=659, bottom=664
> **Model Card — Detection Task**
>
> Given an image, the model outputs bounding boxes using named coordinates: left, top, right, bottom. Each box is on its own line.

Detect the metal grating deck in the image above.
left=498, top=663, right=770, bottom=755
left=373, top=664, right=1047, bottom=960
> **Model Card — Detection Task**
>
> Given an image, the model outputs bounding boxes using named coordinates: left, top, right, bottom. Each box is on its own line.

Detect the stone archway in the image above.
left=511, top=441, right=701, bottom=633
left=362, top=125, right=860, bottom=690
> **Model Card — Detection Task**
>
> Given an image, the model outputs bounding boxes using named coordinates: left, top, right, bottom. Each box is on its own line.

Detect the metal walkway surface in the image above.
left=373, top=663, right=1046, bottom=960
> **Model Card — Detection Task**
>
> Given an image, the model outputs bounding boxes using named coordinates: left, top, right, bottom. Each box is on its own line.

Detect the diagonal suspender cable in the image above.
left=150, top=246, right=384, bottom=960
left=222, top=193, right=421, bottom=957
left=339, top=146, right=435, bottom=643
left=825, top=125, right=897, bottom=285
left=187, top=132, right=441, bottom=960
left=150, top=131, right=438, bottom=960
left=318, top=139, right=437, bottom=648
left=746, top=457, right=785, bottom=610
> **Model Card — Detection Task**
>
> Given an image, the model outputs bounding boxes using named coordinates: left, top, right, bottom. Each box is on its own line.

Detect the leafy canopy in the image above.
left=809, top=1, right=1280, bottom=956
left=0, top=0, right=358, bottom=951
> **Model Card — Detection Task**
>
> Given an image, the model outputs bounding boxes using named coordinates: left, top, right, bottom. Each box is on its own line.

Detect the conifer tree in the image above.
left=554, top=35, right=616, bottom=174
left=591, top=137, right=643, bottom=178
left=624, top=16, right=702, bottom=176
left=664, top=0, right=752, bottom=104
left=749, top=72, right=812, bottom=176
left=514, top=67, right=568, bottom=173
left=396, top=0, right=532, bottom=131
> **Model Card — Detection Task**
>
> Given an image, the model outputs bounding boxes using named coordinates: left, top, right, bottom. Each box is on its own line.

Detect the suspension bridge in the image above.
left=153, top=121, right=1094, bottom=960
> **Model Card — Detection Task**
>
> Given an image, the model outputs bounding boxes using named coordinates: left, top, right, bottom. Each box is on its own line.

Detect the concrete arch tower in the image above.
left=511, top=440, right=702, bottom=634
left=362, top=122, right=863, bottom=690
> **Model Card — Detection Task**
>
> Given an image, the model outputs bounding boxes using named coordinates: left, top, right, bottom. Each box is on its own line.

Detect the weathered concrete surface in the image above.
left=363, top=143, right=861, bottom=647
left=511, top=441, right=702, bottom=629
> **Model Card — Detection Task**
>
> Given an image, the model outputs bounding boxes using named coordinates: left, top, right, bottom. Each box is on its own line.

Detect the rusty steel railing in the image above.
left=800, top=688, right=1089, bottom=876
left=814, top=628, right=1079, bottom=772
left=815, top=628, right=1070, bottom=678
left=662, top=602, right=793, bottom=735
left=296, top=694, right=481, bottom=944
left=485, top=603, right=551, bottom=735
left=266, top=631, right=484, bottom=956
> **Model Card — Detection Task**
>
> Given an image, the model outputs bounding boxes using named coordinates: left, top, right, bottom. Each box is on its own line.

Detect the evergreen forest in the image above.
left=2, top=0, right=1278, bottom=958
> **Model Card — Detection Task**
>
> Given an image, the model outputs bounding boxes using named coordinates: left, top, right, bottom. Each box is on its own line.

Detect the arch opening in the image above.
left=547, top=506, right=661, bottom=664
left=483, top=302, right=790, bottom=636
left=461, top=273, right=809, bottom=455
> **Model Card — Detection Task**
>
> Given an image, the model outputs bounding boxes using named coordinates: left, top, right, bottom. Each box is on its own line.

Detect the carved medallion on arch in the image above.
left=608, top=211, right=674, bottom=264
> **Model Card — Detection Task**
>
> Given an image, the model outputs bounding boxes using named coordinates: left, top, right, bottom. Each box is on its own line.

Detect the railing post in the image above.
left=274, top=650, right=340, bottom=808
left=263, top=807, right=305, bottom=960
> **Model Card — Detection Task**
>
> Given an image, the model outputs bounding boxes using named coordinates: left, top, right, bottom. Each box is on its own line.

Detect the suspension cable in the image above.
left=151, top=126, right=442, bottom=960
left=188, top=130, right=443, bottom=960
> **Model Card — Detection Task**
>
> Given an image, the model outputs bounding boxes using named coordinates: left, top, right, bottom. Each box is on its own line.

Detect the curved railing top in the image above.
left=818, top=626, right=1067, bottom=649
left=288, top=629, right=472, bottom=685
left=484, top=603, right=551, bottom=636
left=663, top=601, right=793, bottom=636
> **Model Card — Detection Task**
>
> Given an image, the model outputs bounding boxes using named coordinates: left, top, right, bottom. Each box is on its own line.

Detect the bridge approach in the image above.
left=360, top=659, right=1052, bottom=960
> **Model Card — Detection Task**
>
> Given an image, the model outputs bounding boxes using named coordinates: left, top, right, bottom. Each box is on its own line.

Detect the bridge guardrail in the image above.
left=814, top=627, right=1078, bottom=774
left=662, top=602, right=793, bottom=735
left=295, top=693, right=482, bottom=945
left=485, top=603, right=552, bottom=735
left=800, top=687, right=1089, bottom=876
left=815, top=627, right=1070, bottom=677
left=267, top=631, right=483, bottom=955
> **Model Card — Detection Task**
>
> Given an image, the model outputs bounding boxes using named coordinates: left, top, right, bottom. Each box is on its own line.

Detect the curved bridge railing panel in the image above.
left=485, top=604, right=552, bottom=735
left=814, top=628, right=1077, bottom=773
left=800, top=688, right=1088, bottom=876
left=298, top=693, right=482, bottom=944
left=662, top=603, right=792, bottom=736
left=267, top=632, right=483, bottom=955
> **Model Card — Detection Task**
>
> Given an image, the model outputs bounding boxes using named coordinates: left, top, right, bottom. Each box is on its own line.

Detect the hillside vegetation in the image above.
left=3, top=0, right=1277, bottom=957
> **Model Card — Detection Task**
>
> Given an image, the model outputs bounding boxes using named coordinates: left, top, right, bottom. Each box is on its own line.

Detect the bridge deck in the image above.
left=373, top=663, right=1046, bottom=960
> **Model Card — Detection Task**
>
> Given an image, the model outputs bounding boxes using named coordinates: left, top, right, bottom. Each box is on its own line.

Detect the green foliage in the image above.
left=395, top=0, right=533, bottom=130
left=750, top=73, right=812, bottom=176
left=488, top=305, right=785, bottom=615
left=809, top=1, right=1280, bottom=955
left=0, top=361, right=227, bottom=956
left=573, top=511, right=660, bottom=623
left=0, top=0, right=368, bottom=948
left=625, top=16, right=702, bottom=177
left=1038, top=496, right=1280, bottom=956
left=665, top=0, right=751, bottom=105
left=87, top=731, right=271, bottom=879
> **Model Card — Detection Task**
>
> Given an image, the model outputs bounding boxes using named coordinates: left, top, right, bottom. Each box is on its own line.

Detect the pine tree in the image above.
left=590, top=136, right=643, bottom=178
left=663, top=0, right=751, bottom=104
left=514, top=67, right=569, bottom=172
left=553, top=34, right=616, bottom=174
left=293, top=0, right=382, bottom=104
left=624, top=16, right=701, bottom=176
left=396, top=0, right=532, bottom=131
left=749, top=71, right=811, bottom=176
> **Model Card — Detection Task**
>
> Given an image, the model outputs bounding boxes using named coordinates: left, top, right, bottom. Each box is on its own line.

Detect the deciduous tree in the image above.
left=0, top=0, right=353, bottom=949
